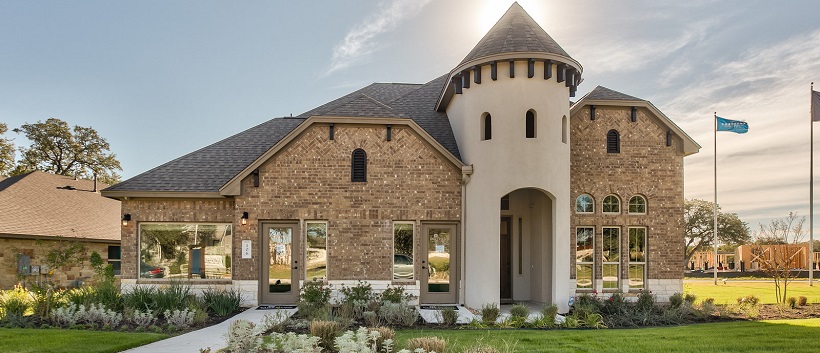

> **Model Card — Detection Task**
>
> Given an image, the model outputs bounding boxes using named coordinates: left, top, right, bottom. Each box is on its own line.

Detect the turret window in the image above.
left=607, top=129, right=620, bottom=153
left=525, top=110, right=536, bottom=138
left=351, top=148, right=367, bottom=182
left=482, top=113, right=492, bottom=141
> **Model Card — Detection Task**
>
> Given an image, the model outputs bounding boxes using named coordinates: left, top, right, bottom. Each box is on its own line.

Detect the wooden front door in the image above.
left=500, top=217, right=512, bottom=303
left=420, top=224, right=457, bottom=303
left=260, top=222, right=300, bottom=304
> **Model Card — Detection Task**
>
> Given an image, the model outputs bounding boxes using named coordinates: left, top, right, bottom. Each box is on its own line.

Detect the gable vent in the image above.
left=351, top=148, right=367, bottom=182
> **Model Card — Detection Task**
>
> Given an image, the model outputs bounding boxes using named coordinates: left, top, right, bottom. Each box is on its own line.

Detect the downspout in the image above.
left=460, top=165, right=473, bottom=305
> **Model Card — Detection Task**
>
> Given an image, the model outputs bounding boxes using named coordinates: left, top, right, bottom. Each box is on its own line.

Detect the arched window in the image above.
left=482, top=113, right=492, bottom=140
left=525, top=110, right=536, bottom=138
left=562, top=115, right=567, bottom=143
left=602, top=195, right=620, bottom=213
left=576, top=194, right=594, bottom=213
left=607, top=129, right=620, bottom=153
left=351, top=148, right=367, bottom=182
left=629, top=195, right=647, bottom=214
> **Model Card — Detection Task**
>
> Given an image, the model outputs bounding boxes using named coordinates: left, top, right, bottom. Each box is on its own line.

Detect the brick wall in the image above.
left=0, top=237, right=115, bottom=289
left=119, top=199, right=235, bottom=279
left=235, top=123, right=462, bottom=281
left=570, top=105, right=685, bottom=288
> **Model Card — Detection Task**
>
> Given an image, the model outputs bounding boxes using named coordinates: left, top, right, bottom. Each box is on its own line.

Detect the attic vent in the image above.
left=351, top=148, right=367, bottom=182
left=607, top=129, right=620, bottom=154
left=59, top=185, right=76, bottom=190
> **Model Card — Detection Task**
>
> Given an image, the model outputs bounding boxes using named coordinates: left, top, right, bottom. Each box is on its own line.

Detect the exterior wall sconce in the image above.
left=241, top=212, right=249, bottom=225
left=122, top=214, right=131, bottom=226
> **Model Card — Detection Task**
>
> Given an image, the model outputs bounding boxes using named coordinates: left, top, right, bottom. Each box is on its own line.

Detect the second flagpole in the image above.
left=714, top=112, right=719, bottom=286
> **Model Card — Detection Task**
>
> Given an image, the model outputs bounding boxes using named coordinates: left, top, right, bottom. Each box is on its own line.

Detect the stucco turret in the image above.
left=442, top=2, right=581, bottom=311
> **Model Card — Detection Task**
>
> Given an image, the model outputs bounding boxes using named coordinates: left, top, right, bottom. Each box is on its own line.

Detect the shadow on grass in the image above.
left=0, top=328, right=167, bottom=353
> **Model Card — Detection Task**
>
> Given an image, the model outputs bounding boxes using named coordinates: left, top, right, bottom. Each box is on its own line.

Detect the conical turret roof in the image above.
left=458, top=2, right=575, bottom=66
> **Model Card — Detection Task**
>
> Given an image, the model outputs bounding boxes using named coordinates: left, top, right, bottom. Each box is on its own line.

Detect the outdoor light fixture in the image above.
left=241, top=211, right=249, bottom=225
left=121, top=214, right=131, bottom=226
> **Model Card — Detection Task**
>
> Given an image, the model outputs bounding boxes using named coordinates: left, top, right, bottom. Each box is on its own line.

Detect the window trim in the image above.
left=305, top=221, right=328, bottom=281
left=628, top=195, right=647, bottom=215
left=392, top=221, right=415, bottom=282
left=575, top=194, right=595, bottom=214
left=602, top=194, right=621, bottom=214
left=137, top=222, right=233, bottom=281
left=628, top=227, right=647, bottom=291
left=601, top=226, right=621, bottom=291
left=575, top=227, right=595, bottom=291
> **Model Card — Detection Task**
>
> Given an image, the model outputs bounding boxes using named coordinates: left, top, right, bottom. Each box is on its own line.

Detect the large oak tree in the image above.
left=0, top=123, right=14, bottom=177
left=684, top=199, right=750, bottom=264
left=12, top=118, right=122, bottom=184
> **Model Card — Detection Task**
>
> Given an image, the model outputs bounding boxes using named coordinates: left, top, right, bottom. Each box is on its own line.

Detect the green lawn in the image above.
left=0, top=328, right=167, bottom=353
left=396, top=319, right=820, bottom=353
left=684, top=280, right=820, bottom=304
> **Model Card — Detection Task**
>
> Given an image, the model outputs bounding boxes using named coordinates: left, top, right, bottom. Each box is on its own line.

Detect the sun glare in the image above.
left=475, top=0, right=554, bottom=38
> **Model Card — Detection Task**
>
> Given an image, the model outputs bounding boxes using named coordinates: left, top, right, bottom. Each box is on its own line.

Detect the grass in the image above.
left=684, top=280, right=820, bottom=304
left=395, top=319, right=820, bottom=353
left=0, top=328, right=167, bottom=353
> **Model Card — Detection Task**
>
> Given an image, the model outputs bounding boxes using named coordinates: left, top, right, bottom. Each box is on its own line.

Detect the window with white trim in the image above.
left=305, top=222, right=327, bottom=280
left=576, top=194, right=594, bottom=213
left=628, top=227, right=646, bottom=290
left=575, top=227, right=594, bottom=290
left=602, top=195, right=621, bottom=214
left=602, top=227, right=620, bottom=290
left=393, top=222, right=414, bottom=280
left=628, top=195, right=646, bottom=214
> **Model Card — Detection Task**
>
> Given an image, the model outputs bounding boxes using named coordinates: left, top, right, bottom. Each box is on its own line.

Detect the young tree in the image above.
left=12, top=118, right=122, bottom=184
left=684, top=199, right=751, bottom=264
left=751, top=212, right=805, bottom=305
left=0, top=122, right=14, bottom=176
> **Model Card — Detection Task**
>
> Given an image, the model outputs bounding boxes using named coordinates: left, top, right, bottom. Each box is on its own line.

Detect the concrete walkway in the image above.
left=121, top=307, right=296, bottom=353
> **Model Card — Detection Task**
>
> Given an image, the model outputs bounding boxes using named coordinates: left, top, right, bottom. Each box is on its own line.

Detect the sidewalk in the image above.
left=121, top=307, right=295, bottom=353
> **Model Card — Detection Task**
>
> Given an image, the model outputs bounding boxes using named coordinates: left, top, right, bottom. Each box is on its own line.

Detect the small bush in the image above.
left=1, top=285, right=32, bottom=322
left=799, top=296, right=808, bottom=306
left=581, top=312, right=606, bottom=329
left=203, top=288, right=242, bottom=317
left=122, top=285, right=157, bottom=313
left=480, top=303, right=500, bottom=324
left=635, top=290, right=655, bottom=312
left=509, top=303, right=529, bottom=320
left=260, top=310, right=289, bottom=333
left=224, top=320, right=262, bottom=353
left=683, top=293, right=697, bottom=305
left=64, top=286, right=95, bottom=307
left=737, top=295, right=760, bottom=307
left=268, top=332, right=321, bottom=353
left=669, top=293, right=684, bottom=309
left=164, top=308, right=196, bottom=329
left=539, top=304, right=559, bottom=328
left=406, top=336, right=446, bottom=353
left=300, top=279, right=332, bottom=307
left=85, top=303, right=122, bottom=328
left=379, top=302, right=418, bottom=326
left=574, top=293, right=602, bottom=315
left=363, top=311, right=380, bottom=327
left=381, top=285, right=413, bottom=304
left=51, top=303, right=82, bottom=327
left=154, top=282, right=192, bottom=316
left=310, top=320, right=342, bottom=351
left=128, top=309, right=157, bottom=327
left=602, top=292, right=628, bottom=315
left=91, top=281, right=123, bottom=312
left=339, top=281, right=375, bottom=306
left=368, top=326, right=395, bottom=352
left=440, top=307, right=459, bottom=326
left=787, top=297, right=797, bottom=309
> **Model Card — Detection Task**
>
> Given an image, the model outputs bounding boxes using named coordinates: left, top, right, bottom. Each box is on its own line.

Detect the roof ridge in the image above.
left=358, top=92, right=401, bottom=115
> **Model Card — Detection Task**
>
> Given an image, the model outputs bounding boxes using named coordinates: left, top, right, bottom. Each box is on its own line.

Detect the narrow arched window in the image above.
left=603, top=195, right=621, bottom=213
left=351, top=148, right=367, bottom=182
left=525, top=110, right=536, bottom=138
left=629, top=196, right=647, bottom=214
left=576, top=194, right=594, bottom=213
left=562, top=115, right=568, bottom=143
left=607, top=129, right=620, bottom=153
left=482, top=113, right=492, bottom=140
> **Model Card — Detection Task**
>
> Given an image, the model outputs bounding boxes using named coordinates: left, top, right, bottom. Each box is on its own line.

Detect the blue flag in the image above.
left=716, top=116, right=748, bottom=134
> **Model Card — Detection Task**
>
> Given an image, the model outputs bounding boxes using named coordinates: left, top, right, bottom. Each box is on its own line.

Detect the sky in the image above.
left=1, top=0, right=820, bottom=235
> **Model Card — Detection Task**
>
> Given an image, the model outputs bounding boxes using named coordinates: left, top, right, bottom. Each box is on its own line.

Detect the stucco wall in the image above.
left=570, top=105, right=685, bottom=293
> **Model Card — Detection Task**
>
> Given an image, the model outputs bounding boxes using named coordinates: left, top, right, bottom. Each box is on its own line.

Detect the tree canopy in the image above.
left=0, top=123, right=14, bottom=177
left=684, top=199, right=751, bottom=263
left=12, top=118, right=121, bottom=184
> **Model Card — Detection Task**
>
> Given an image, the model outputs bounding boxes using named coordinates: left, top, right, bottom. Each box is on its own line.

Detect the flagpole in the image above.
left=809, top=82, right=814, bottom=287
left=714, top=112, right=719, bottom=286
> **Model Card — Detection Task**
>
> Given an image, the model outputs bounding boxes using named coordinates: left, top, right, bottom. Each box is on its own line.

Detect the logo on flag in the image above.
left=716, top=116, right=748, bottom=134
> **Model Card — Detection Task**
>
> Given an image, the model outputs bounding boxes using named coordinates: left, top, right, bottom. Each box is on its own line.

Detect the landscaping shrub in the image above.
left=51, top=303, right=82, bottom=327
left=334, top=327, right=396, bottom=353
left=581, top=312, right=606, bottom=329
left=339, top=281, right=375, bottom=305
left=799, top=296, right=808, bottom=306
left=64, top=286, right=95, bottom=307
left=363, top=311, right=380, bottom=327
left=788, top=297, right=797, bottom=309
left=0, top=284, right=32, bottom=326
left=298, top=279, right=332, bottom=320
left=601, top=292, right=628, bottom=315
left=122, top=285, right=157, bottom=313
left=440, top=307, right=459, bottom=326
left=154, top=282, right=192, bottom=316
left=368, top=326, right=395, bottom=352
left=91, top=280, right=123, bottom=312
left=164, top=308, right=196, bottom=329
left=203, top=288, right=242, bottom=317
left=537, top=304, right=559, bottom=329
left=406, top=336, right=446, bottom=353
left=29, top=284, right=63, bottom=320
left=669, top=293, right=684, bottom=309
left=573, top=293, right=602, bottom=315
left=635, top=290, right=655, bottom=312
left=379, top=301, right=418, bottom=326
left=267, top=332, right=322, bottom=353
left=260, top=310, right=289, bottom=333
left=128, top=309, right=157, bottom=327
left=480, top=303, right=500, bottom=324
left=381, top=285, right=413, bottom=304
left=310, top=320, right=343, bottom=351
left=224, top=319, right=262, bottom=353
left=683, top=293, right=697, bottom=305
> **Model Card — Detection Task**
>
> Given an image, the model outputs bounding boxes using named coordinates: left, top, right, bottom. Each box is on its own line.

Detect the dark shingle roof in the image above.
left=458, top=2, right=573, bottom=66
left=107, top=76, right=461, bottom=193
left=0, top=171, right=120, bottom=241
left=582, top=86, right=644, bottom=101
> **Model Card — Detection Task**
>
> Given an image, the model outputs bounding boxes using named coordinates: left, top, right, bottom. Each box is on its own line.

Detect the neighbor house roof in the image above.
left=104, top=75, right=461, bottom=194
left=570, top=86, right=701, bottom=156
left=0, top=171, right=120, bottom=242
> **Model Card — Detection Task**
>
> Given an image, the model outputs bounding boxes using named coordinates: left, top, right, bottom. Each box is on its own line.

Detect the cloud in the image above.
left=325, top=0, right=432, bottom=75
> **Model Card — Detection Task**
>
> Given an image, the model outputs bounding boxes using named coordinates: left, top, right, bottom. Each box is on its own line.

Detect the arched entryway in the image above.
left=499, top=188, right=554, bottom=304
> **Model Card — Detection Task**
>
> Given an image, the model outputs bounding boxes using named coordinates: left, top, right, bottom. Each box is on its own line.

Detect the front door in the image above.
left=421, top=224, right=457, bottom=303
left=500, top=217, right=512, bottom=303
left=260, top=222, right=300, bottom=304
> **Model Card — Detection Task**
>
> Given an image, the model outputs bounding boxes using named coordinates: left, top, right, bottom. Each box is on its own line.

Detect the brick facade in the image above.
left=0, top=237, right=116, bottom=289
left=570, top=106, right=685, bottom=289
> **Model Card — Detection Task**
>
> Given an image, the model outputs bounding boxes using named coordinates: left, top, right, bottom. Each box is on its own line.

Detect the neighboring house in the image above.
left=102, top=3, right=699, bottom=311
left=0, top=171, right=121, bottom=288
